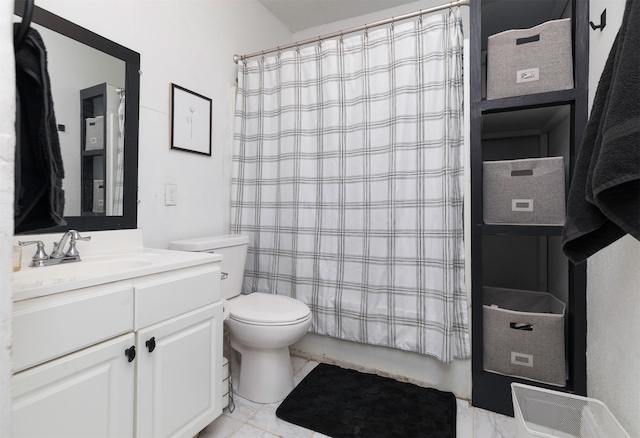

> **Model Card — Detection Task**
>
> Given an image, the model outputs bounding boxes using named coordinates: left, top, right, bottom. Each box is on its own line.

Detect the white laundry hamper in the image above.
left=511, top=383, right=629, bottom=438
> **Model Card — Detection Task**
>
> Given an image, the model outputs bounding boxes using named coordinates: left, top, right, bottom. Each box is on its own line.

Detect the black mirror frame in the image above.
left=14, top=0, right=139, bottom=233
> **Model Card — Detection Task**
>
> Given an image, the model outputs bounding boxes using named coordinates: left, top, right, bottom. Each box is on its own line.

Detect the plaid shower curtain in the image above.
left=231, top=10, right=469, bottom=362
left=112, top=94, right=125, bottom=216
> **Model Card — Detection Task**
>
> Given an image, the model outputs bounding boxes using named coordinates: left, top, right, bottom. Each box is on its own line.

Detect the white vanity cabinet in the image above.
left=12, top=333, right=136, bottom=438
left=12, top=255, right=222, bottom=438
left=133, top=265, right=223, bottom=438
left=135, top=304, right=221, bottom=437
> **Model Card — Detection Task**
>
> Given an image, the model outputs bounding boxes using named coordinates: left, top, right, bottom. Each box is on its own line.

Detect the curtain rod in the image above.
left=233, top=0, right=470, bottom=63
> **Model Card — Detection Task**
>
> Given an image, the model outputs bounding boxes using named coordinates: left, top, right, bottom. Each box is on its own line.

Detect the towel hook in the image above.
left=590, top=9, right=606, bottom=31
left=14, top=0, right=35, bottom=52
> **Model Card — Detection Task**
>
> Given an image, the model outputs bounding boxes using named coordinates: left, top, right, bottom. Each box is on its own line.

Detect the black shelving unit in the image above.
left=80, top=83, right=108, bottom=217
left=470, top=0, right=589, bottom=416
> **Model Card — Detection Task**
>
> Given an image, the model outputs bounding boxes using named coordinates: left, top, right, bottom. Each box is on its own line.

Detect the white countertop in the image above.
left=12, top=229, right=221, bottom=302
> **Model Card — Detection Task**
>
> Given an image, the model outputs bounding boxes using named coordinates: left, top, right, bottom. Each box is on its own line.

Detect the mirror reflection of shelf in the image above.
left=80, top=83, right=121, bottom=217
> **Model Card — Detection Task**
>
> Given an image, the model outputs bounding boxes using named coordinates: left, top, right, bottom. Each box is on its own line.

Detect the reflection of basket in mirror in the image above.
left=85, top=116, right=104, bottom=151
left=511, top=383, right=629, bottom=438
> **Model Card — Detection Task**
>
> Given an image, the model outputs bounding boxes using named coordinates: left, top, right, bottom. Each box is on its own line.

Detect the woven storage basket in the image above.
left=484, top=287, right=566, bottom=386
left=483, top=157, right=565, bottom=225
left=487, top=18, right=573, bottom=100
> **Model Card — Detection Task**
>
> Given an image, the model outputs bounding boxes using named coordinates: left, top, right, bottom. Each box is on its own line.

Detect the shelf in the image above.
left=80, top=83, right=112, bottom=217
left=471, top=0, right=588, bottom=418
left=82, top=149, right=105, bottom=157
left=480, top=89, right=577, bottom=114
left=480, top=224, right=563, bottom=236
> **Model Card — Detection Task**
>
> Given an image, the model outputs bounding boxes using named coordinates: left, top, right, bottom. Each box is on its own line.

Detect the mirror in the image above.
left=14, top=0, right=139, bottom=233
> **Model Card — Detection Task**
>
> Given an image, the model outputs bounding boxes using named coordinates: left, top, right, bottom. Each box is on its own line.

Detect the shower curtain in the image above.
left=231, top=10, right=469, bottom=362
left=112, top=93, right=125, bottom=215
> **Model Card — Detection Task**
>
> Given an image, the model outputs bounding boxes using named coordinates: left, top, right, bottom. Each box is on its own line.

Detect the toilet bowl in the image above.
left=169, top=235, right=311, bottom=404
left=226, top=292, right=311, bottom=403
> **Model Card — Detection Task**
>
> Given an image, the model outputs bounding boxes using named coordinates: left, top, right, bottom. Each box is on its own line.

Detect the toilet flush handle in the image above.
left=221, top=272, right=229, bottom=280
left=222, top=299, right=231, bottom=320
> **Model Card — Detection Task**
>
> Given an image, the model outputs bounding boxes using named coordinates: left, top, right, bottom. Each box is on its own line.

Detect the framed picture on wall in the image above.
left=170, top=83, right=212, bottom=156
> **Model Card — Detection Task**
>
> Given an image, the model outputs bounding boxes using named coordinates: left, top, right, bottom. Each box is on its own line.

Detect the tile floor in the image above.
left=199, top=357, right=519, bottom=438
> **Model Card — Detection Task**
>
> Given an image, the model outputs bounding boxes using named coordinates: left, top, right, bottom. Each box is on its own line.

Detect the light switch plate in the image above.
left=165, top=184, right=177, bottom=206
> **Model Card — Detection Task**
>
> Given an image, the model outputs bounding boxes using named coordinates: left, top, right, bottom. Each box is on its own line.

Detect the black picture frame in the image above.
left=170, top=83, right=212, bottom=156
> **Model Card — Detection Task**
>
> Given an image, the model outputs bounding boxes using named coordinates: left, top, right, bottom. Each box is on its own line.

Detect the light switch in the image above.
left=165, top=184, right=177, bottom=206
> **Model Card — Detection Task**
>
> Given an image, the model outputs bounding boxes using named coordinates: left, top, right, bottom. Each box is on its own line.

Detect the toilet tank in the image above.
left=168, top=234, right=249, bottom=299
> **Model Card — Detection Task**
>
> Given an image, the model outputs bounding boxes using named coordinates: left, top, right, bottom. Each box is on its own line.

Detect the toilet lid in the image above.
left=227, top=293, right=311, bottom=324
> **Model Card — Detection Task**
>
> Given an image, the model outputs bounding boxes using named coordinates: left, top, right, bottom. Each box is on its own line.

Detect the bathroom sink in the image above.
left=12, top=229, right=223, bottom=301
left=13, top=253, right=159, bottom=285
left=82, top=254, right=160, bottom=271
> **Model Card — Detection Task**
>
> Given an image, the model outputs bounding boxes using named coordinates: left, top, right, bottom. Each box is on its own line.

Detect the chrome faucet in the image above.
left=19, top=230, right=91, bottom=267
left=50, top=230, right=90, bottom=259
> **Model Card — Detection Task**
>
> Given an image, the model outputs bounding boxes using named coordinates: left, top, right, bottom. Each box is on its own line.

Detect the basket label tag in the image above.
left=512, top=199, right=533, bottom=212
left=517, top=67, right=540, bottom=83
left=511, top=352, right=534, bottom=367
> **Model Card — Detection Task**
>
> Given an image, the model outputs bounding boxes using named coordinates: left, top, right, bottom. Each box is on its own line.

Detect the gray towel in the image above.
left=562, top=0, right=640, bottom=264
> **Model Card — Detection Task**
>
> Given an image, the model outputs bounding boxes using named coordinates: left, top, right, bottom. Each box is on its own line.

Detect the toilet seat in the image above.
left=227, top=292, right=311, bottom=326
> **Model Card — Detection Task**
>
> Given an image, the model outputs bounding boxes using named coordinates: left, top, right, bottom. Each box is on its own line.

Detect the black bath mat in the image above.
left=276, top=364, right=456, bottom=438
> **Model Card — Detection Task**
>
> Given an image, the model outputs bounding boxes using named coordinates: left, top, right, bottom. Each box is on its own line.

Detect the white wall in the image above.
left=35, top=0, right=293, bottom=250
left=290, top=0, right=473, bottom=400
left=586, top=1, right=639, bottom=436
left=0, top=1, right=14, bottom=434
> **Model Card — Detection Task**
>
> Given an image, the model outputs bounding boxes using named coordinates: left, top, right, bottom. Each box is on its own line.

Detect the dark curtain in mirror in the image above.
left=14, top=16, right=66, bottom=233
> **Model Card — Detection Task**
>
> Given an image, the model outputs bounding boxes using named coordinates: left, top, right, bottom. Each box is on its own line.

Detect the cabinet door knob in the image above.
left=125, top=346, right=136, bottom=362
left=146, top=337, right=156, bottom=353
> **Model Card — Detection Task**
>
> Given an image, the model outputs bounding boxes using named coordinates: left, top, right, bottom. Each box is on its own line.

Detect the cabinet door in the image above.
left=12, top=333, right=135, bottom=438
left=135, top=302, right=222, bottom=438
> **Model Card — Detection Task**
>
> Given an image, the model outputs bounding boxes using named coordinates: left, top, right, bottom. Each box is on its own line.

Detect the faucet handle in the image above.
left=18, top=241, right=49, bottom=265
left=66, top=232, right=91, bottom=257
left=66, top=230, right=91, bottom=260
left=69, top=230, right=91, bottom=242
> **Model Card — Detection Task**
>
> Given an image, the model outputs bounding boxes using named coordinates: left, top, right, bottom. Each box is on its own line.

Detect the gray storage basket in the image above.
left=483, top=157, right=565, bottom=225
left=85, top=116, right=104, bottom=151
left=483, top=286, right=566, bottom=387
left=487, top=18, right=573, bottom=100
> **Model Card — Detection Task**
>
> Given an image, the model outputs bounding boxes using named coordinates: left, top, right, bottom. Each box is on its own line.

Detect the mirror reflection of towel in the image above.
left=14, top=25, right=66, bottom=233
left=562, top=0, right=639, bottom=264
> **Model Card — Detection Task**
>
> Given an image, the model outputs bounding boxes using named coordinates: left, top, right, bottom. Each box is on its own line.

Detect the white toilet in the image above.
left=169, top=235, right=312, bottom=403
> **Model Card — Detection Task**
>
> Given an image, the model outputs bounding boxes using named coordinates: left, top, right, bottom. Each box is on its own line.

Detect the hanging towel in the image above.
left=14, top=25, right=66, bottom=233
left=562, top=0, right=640, bottom=264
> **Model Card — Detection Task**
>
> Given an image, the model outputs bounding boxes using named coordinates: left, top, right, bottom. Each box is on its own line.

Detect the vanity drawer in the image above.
left=13, top=284, right=134, bottom=373
left=134, top=264, right=220, bottom=330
